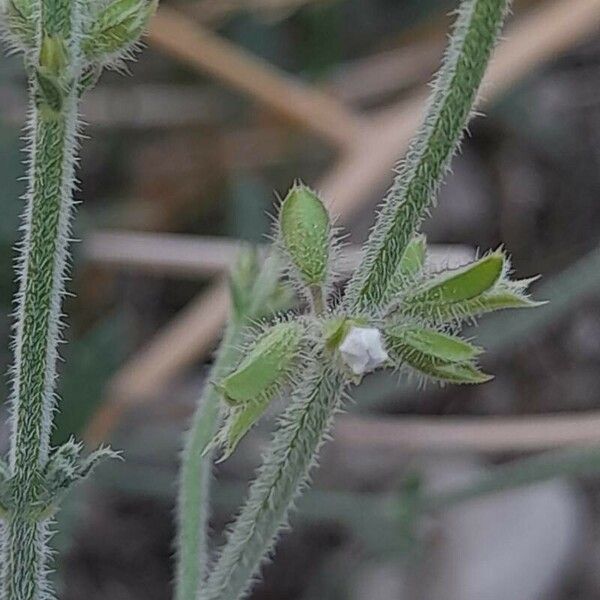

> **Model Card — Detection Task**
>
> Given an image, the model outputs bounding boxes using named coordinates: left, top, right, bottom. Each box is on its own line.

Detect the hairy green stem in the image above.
left=200, top=369, right=345, bottom=600
left=198, top=2, right=512, bottom=599
left=175, top=322, right=244, bottom=600
left=1, top=1, right=81, bottom=598
left=346, top=0, right=510, bottom=312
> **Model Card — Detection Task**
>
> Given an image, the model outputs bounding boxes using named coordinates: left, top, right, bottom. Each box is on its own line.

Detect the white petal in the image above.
left=339, top=326, right=388, bottom=375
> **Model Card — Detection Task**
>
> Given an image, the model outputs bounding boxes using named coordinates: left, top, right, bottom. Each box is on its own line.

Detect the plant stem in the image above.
left=200, top=369, right=345, bottom=600
left=2, top=3, right=81, bottom=598
left=175, top=322, right=244, bottom=600
left=346, top=0, right=510, bottom=312
left=198, top=2, right=512, bottom=599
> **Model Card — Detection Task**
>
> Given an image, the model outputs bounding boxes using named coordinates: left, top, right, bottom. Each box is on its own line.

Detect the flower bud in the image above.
left=278, top=183, right=331, bottom=287
left=212, top=321, right=304, bottom=460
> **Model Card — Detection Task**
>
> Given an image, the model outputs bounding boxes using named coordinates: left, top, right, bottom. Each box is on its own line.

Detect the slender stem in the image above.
left=346, top=0, right=510, bottom=312
left=200, top=369, right=345, bottom=600
left=175, top=322, right=244, bottom=600
left=1, top=1, right=81, bottom=597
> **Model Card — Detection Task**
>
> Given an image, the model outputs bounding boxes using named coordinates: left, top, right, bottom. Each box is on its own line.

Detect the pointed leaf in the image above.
left=83, top=0, right=157, bottom=59
left=406, top=281, right=542, bottom=325
left=390, top=326, right=481, bottom=363
left=409, top=252, right=504, bottom=305
left=79, top=446, right=121, bottom=478
left=396, top=347, right=492, bottom=385
left=432, top=361, right=493, bottom=384
left=217, top=397, right=272, bottom=461
left=384, top=235, right=427, bottom=298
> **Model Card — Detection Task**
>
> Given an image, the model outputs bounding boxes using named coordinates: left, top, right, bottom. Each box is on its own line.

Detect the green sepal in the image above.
left=386, top=327, right=491, bottom=385
left=323, top=315, right=367, bottom=352
left=219, top=321, right=303, bottom=405
left=213, top=396, right=273, bottom=462
left=83, top=0, right=157, bottom=61
left=278, top=183, right=331, bottom=287
left=35, top=36, right=69, bottom=113
left=429, top=361, right=493, bottom=384
left=395, top=345, right=492, bottom=385
left=388, top=326, right=482, bottom=363
left=407, top=251, right=504, bottom=306
left=230, top=250, right=294, bottom=324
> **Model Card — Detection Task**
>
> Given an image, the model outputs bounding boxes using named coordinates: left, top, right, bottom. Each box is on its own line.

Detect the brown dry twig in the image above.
left=148, top=7, right=367, bottom=148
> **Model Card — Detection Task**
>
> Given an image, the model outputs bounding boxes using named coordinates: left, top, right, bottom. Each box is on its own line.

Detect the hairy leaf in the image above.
left=388, top=326, right=481, bottom=363
left=408, top=252, right=504, bottom=306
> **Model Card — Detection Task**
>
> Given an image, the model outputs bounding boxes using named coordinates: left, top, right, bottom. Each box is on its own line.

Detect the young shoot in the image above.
left=184, top=3, right=544, bottom=600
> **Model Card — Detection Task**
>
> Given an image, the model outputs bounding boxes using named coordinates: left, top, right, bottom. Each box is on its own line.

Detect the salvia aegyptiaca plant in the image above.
left=175, top=1, right=543, bottom=600
left=0, top=0, right=155, bottom=597
left=0, top=0, right=542, bottom=598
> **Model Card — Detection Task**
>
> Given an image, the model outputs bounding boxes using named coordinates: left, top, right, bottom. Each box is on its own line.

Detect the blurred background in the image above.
left=2, top=0, right=600, bottom=598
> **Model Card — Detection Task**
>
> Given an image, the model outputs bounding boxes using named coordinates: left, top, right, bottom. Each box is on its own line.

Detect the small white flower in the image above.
left=339, top=326, right=389, bottom=376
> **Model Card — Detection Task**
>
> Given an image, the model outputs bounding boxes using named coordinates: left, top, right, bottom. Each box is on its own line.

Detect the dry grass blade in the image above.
left=148, top=6, right=366, bottom=148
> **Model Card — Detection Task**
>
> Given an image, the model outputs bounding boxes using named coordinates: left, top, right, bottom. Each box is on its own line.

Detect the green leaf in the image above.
left=408, top=252, right=504, bottom=306
left=383, top=235, right=427, bottom=298
left=83, top=0, right=157, bottom=60
left=389, top=326, right=481, bottom=363
left=406, top=280, right=542, bottom=325
left=394, top=346, right=492, bottom=385
left=279, top=183, right=331, bottom=286
left=219, top=321, right=303, bottom=405
left=430, top=361, right=493, bottom=384
left=37, top=440, right=119, bottom=514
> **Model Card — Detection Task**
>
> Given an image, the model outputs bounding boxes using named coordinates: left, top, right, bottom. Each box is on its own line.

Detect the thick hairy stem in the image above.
left=345, top=0, right=511, bottom=312
left=175, top=323, right=244, bottom=600
left=2, top=4, right=81, bottom=598
left=200, top=369, right=345, bottom=600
